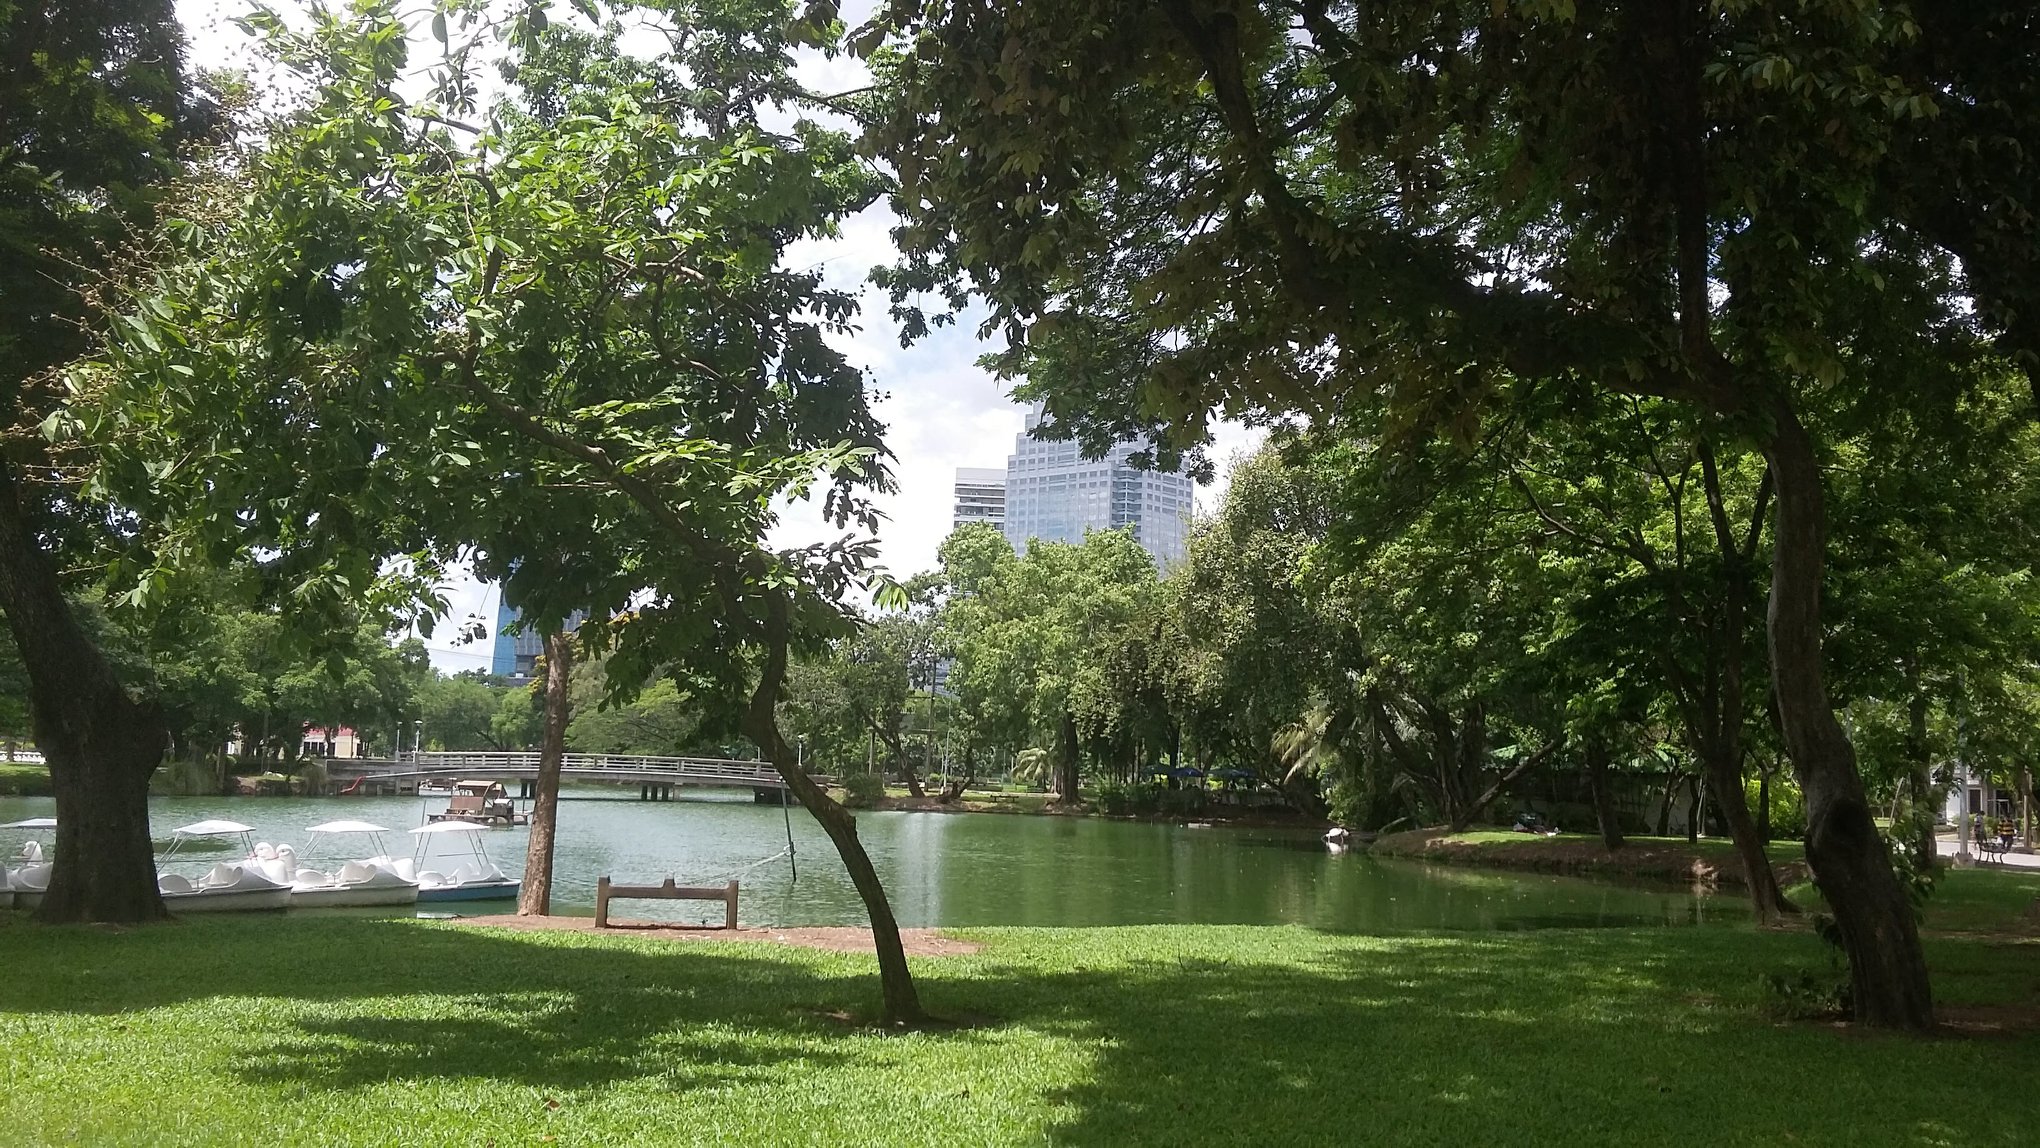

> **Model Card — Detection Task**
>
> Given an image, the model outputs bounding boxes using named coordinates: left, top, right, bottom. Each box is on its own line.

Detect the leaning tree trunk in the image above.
left=1448, top=738, right=1562, bottom=833
left=1757, top=762, right=1772, bottom=844
left=0, top=464, right=169, bottom=923
left=1764, top=402, right=1933, bottom=1030
left=748, top=598, right=924, bottom=1026
left=895, top=734, right=926, bottom=799
left=1696, top=750, right=1793, bottom=923
left=517, top=630, right=573, bottom=917
left=1586, top=736, right=1624, bottom=850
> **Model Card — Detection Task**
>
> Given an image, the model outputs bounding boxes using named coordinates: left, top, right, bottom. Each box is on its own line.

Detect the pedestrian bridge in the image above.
left=325, top=751, right=826, bottom=799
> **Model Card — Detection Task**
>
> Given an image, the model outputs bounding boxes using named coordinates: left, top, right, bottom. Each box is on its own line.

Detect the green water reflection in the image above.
left=0, top=789, right=1727, bottom=930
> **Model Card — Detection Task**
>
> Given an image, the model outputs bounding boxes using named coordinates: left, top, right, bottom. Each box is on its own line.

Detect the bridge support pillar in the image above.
left=639, top=783, right=650, bottom=801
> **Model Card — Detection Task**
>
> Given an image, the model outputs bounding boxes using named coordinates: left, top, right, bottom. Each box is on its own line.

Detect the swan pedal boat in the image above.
left=2, top=817, right=56, bottom=911
left=411, top=820, right=520, bottom=903
left=157, top=820, right=290, bottom=912
left=287, top=820, right=419, bottom=907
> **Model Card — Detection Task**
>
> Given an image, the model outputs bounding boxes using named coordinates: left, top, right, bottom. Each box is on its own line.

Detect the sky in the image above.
left=175, top=0, right=1263, bottom=674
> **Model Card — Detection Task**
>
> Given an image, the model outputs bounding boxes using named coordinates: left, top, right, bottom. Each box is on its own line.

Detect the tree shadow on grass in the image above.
left=0, top=915, right=2032, bottom=1146
left=0, top=914, right=869, bottom=1096
left=994, top=928, right=2038, bottom=1147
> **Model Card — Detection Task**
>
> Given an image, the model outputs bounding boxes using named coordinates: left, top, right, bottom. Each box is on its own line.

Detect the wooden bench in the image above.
left=594, top=876, right=739, bottom=929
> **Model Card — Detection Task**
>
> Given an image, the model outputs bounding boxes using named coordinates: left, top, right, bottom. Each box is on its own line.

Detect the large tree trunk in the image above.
left=517, top=630, right=573, bottom=917
left=1764, top=402, right=1933, bottom=1030
left=1053, top=709, right=1080, bottom=804
left=748, top=597, right=924, bottom=1026
left=0, top=464, right=169, bottom=923
left=1586, top=736, right=1624, bottom=850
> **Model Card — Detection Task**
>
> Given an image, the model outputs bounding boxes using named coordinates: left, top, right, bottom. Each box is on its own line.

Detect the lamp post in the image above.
left=920, top=651, right=938, bottom=785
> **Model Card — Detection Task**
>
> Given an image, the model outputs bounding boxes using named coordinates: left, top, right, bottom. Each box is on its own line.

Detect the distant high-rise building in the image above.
left=1001, top=404, right=1194, bottom=567
left=490, top=593, right=586, bottom=680
left=489, top=593, right=518, bottom=677
left=952, top=467, right=1007, bottom=532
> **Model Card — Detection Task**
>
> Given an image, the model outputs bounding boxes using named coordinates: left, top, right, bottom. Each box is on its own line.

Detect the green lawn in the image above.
left=0, top=761, right=49, bottom=795
left=1, top=873, right=2036, bottom=1146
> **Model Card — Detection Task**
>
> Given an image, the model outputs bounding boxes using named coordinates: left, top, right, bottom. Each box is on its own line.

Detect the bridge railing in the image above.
left=405, top=751, right=777, bottom=778
left=328, top=750, right=831, bottom=787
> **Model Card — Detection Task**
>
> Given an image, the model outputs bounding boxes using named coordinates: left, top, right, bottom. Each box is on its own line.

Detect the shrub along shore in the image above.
left=2, top=870, right=2037, bottom=1145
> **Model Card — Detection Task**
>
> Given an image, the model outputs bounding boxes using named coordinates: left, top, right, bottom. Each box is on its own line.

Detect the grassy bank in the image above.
left=876, top=787, right=1061, bottom=816
left=869, top=787, right=1319, bottom=827
left=2, top=871, right=2037, bottom=1145
left=0, top=761, right=49, bottom=795
left=1372, top=828, right=1812, bottom=889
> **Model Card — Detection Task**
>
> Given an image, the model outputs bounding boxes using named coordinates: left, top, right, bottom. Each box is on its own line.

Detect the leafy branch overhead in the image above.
left=70, top=0, right=897, bottom=700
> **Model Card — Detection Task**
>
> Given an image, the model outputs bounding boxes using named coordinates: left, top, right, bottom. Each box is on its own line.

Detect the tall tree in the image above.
left=939, top=525, right=1159, bottom=801
left=867, top=0, right=2040, bottom=1029
left=839, top=613, right=938, bottom=796
left=81, top=1, right=927, bottom=1023
left=1502, top=397, right=1792, bottom=919
left=0, top=0, right=205, bottom=922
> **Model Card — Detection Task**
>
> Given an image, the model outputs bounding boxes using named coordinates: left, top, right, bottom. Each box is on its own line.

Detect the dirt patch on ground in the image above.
left=1370, top=828, right=1810, bottom=890
left=457, top=914, right=983, bottom=956
left=1931, top=1003, right=2040, bottom=1040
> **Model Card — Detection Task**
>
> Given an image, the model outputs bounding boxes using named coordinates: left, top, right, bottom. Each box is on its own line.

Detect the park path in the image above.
left=1936, top=834, right=2040, bottom=870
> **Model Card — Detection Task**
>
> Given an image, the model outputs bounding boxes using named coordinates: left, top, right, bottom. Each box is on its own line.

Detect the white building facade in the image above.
left=952, top=467, right=1007, bottom=532
left=1000, top=405, right=1194, bottom=568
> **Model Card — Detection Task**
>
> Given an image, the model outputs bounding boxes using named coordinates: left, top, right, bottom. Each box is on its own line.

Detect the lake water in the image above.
left=0, top=788, right=1727, bottom=930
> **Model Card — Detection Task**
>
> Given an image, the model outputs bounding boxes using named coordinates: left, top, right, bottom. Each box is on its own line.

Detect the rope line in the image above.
left=546, top=845, right=796, bottom=895
left=781, top=786, right=798, bottom=886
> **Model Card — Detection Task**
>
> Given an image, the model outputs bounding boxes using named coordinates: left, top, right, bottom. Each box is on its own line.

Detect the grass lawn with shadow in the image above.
left=1, top=868, right=2036, bottom=1146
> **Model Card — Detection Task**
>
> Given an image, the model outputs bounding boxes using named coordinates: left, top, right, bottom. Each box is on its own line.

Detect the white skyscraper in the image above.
left=1001, top=405, right=1194, bottom=568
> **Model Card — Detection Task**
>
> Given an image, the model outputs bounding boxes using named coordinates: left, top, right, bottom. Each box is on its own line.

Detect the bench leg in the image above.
left=726, top=880, right=739, bottom=930
left=595, top=876, right=611, bottom=928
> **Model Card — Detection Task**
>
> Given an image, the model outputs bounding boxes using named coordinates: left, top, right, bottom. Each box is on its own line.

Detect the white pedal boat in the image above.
left=288, top=820, right=419, bottom=907
left=410, top=821, right=520, bottom=903
left=157, top=820, right=290, bottom=912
